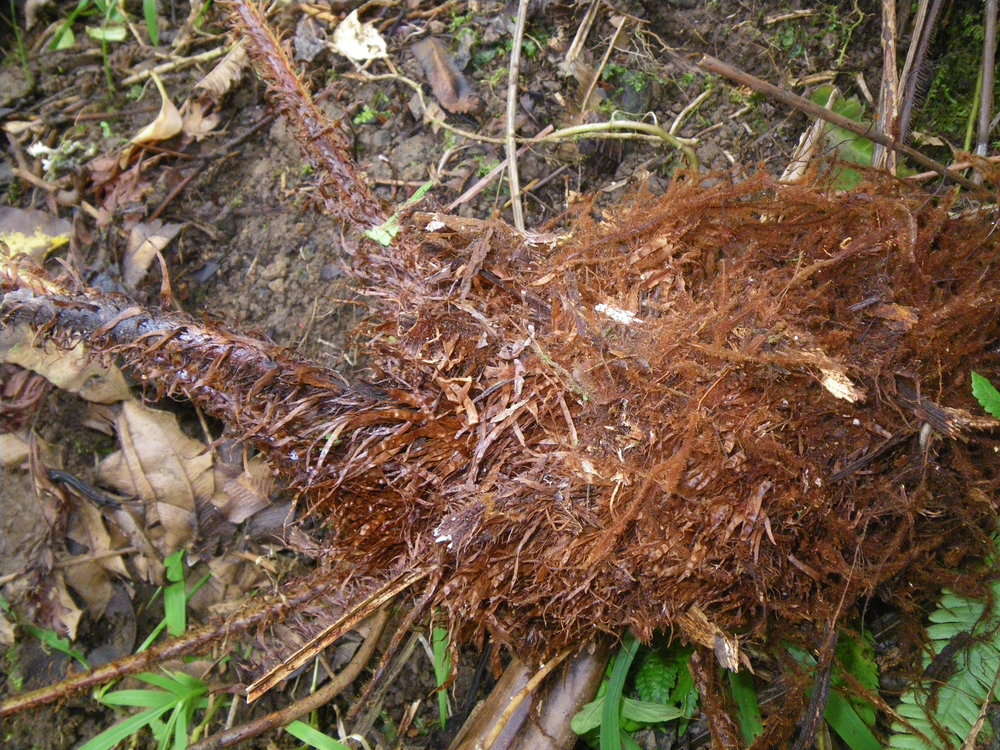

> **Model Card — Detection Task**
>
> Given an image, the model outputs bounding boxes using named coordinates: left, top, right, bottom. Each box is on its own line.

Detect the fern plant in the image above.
left=886, top=585, right=1000, bottom=749
left=886, top=373, right=1000, bottom=748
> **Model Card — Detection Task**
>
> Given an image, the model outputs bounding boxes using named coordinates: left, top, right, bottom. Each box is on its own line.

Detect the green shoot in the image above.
left=0, top=594, right=90, bottom=670
left=82, top=671, right=210, bottom=750
left=143, top=0, right=159, bottom=45
left=600, top=632, right=639, bottom=750
left=136, top=566, right=210, bottom=653
left=431, top=625, right=452, bottom=729
left=285, top=720, right=351, bottom=750
left=972, top=372, right=1000, bottom=418
left=164, top=549, right=187, bottom=637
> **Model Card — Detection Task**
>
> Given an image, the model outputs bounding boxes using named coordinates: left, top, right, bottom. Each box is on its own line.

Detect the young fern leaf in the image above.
left=887, top=580, right=1000, bottom=749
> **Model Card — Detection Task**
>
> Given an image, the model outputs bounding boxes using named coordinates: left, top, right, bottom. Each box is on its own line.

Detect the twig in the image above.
left=188, top=607, right=390, bottom=750
left=977, top=0, right=998, bottom=158
left=0, top=586, right=330, bottom=717
left=897, top=0, right=944, bottom=144
left=698, top=55, right=991, bottom=196
left=120, top=46, right=227, bottom=86
left=505, top=0, right=530, bottom=231
left=670, top=87, right=714, bottom=136
left=445, top=125, right=553, bottom=212
left=873, top=0, right=900, bottom=171
left=246, top=570, right=426, bottom=703
left=578, top=14, right=627, bottom=116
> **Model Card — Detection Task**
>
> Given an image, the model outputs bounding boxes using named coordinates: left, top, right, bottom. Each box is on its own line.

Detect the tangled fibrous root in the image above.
left=4, top=173, right=1000, bottom=690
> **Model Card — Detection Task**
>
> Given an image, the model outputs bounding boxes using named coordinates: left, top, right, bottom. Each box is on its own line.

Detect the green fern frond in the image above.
left=887, top=577, right=1000, bottom=749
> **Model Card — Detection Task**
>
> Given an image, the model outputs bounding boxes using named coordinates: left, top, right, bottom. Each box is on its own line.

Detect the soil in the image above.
left=0, top=1, right=991, bottom=749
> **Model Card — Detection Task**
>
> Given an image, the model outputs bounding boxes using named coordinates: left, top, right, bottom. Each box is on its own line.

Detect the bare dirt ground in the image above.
left=0, top=1, right=996, bottom=748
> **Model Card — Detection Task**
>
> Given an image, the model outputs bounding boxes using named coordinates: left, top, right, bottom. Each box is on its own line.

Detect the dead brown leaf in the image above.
left=195, top=41, right=248, bottom=97
left=98, top=401, right=213, bottom=554
left=0, top=323, right=130, bottom=403
left=123, top=219, right=183, bottom=288
left=411, top=37, right=480, bottom=114
left=210, top=455, right=274, bottom=524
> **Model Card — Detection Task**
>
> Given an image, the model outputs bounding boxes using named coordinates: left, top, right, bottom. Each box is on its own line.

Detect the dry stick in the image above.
left=977, top=0, right=998, bottom=158
left=898, top=0, right=944, bottom=144
left=505, top=0, right=531, bottom=231
left=445, top=125, right=554, bottom=212
left=873, top=0, right=900, bottom=172
left=697, top=55, right=991, bottom=197
left=188, top=607, right=390, bottom=750
left=478, top=647, right=573, bottom=750
left=0, top=587, right=329, bottom=718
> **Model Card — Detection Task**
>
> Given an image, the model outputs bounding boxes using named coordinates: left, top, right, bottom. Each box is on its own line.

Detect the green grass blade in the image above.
left=79, top=703, right=175, bottom=750
left=100, top=688, right=177, bottom=709
left=143, top=0, right=159, bottom=45
left=164, top=550, right=187, bottom=637
left=284, top=720, right=351, bottom=750
left=431, top=625, right=452, bottom=729
left=825, top=691, right=882, bottom=750
left=601, top=632, right=639, bottom=750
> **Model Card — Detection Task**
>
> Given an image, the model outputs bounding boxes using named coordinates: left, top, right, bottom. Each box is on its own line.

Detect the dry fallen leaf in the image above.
left=0, top=207, right=72, bottom=260
left=0, top=323, right=131, bottom=403
left=210, top=455, right=274, bottom=524
left=180, top=97, right=222, bottom=142
left=123, top=219, right=183, bottom=288
left=99, top=401, right=214, bottom=553
left=411, top=37, right=480, bottom=114
left=195, top=41, right=248, bottom=97
left=131, top=72, right=183, bottom=146
left=330, top=9, right=387, bottom=62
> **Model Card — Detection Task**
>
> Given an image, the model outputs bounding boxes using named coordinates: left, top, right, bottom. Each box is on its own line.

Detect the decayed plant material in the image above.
left=4, top=0, right=1000, bottom=743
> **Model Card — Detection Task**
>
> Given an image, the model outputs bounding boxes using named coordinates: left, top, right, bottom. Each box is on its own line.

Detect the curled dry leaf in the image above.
left=130, top=72, right=183, bottom=146
left=123, top=219, right=183, bottom=288
left=0, top=323, right=130, bottom=403
left=0, top=207, right=71, bottom=261
left=411, top=37, right=480, bottom=114
left=180, top=97, right=222, bottom=142
left=98, top=401, right=213, bottom=554
left=195, top=41, right=248, bottom=97
left=64, top=501, right=129, bottom=619
left=330, top=9, right=387, bottom=62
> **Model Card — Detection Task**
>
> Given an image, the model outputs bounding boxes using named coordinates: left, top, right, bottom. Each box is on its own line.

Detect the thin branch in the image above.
left=698, top=55, right=991, bottom=196
left=189, top=607, right=390, bottom=750
left=0, top=587, right=329, bottom=717
left=505, top=0, right=530, bottom=231
left=978, top=0, right=998, bottom=157
left=873, top=0, right=900, bottom=172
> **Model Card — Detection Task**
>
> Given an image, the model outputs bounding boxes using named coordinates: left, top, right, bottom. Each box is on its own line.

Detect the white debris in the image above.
left=595, top=303, right=642, bottom=326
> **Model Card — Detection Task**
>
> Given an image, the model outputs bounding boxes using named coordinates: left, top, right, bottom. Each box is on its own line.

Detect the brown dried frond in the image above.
left=227, top=0, right=385, bottom=229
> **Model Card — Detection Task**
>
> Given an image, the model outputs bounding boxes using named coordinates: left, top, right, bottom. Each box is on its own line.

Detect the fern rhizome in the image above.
left=2, top=1, right=1000, bottom=746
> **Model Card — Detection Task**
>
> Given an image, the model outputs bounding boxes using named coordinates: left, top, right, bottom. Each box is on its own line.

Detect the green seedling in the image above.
left=285, top=720, right=352, bottom=750
left=788, top=634, right=881, bottom=750
left=51, top=0, right=159, bottom=50
left=431, top=625, right=452, bottom=729
left=0, top=594, right=90, bottom=670
left=82, top=671, right=210, bottom=750
left=573, top=636, right=695, bottom=750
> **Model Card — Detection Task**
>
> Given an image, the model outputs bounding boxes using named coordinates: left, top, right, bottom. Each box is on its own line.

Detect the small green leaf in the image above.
left=972, top=372, right=1000, bottom=418
left=572, top=695, right=605, bottom=735
left=284, top=720, right=351, bottom=750
left=431, top=625, right=452, bottom=729
left=728, top=671, right=763, bottom=745
left=86, top=25, right=127, bottom=42
left=22, top=623, right=90, bottom=669
left=163, top=550, right=187, bottom=636
left=143, top=0, right=160, bottom=45
left=52, top=25, right=77, bottom=50
left=79, top=703, right=176, bottom=750
left=620, top=698, right=684, bottom=724
left=825, top=691, right=882, bottom=750
left=634, top=649, right=677, bottom=705
left=99, top=688, right=177, bottom=709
